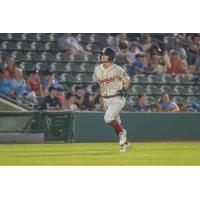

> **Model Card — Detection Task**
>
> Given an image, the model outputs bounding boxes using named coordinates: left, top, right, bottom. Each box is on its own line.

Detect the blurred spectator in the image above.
left=127, top=54, right=145, bottom=77
left=10, top=69, right=28, bottom=97
left=130, top=94, right=151, bottom=112
left=187, top=98, right=200, bottom=112
left=141, top=34, right=153, bottom=52
left=118, top=41, right=129, bottom=56
left=0, top=68, right=14, bottom=97
left=158, top=93, right=179, bottom=112
left=81, top=92, right=96, bottom=111
left=56, top=86, right=65, bottom=108
left=145, top=43, right=163, bottom=67
left=74, top=85, right=85, bottom=109
left=149, top=55, right=166, bottom=75
left=116, top=33, right=129, bottom=55
left=169, top=42, right=188, bottom=66
left=188, top=34, right=200, bottom=64
left=167, top=52, right=189, bottom=75
left=126, top=42, right=142, bottom=65
left=64, top=92, right=79, bottom=111
left=105, top=33, right=118, bottom=50
left=41, top=69, right=60, bottom=96
left=163, top=51, right=172, bottom=69
left=27, top=69, right=42, bottom=96
left=57, top=33, right=85, bottom=54
left=149, top=103, right=159, bottom=112
left=188, top=55, right=200, bottom=76
left=4, top=57, right=16, bottom=80
left=93, top=93, right=104, bottom=111
left=42, top=86, right=62, bottom=110
left=178, top=103, right=188, bottom=112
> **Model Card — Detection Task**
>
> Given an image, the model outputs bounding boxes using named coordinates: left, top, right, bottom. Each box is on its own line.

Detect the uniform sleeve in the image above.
left=116, top=66, right=130, bottom=81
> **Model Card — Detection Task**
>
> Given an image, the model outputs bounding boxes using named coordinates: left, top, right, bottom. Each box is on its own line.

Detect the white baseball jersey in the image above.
left=92, top=63, right=130, bottom=97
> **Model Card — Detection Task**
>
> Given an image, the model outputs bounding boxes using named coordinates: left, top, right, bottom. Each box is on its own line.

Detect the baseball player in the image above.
left=92, top=47, right=131, bottom=153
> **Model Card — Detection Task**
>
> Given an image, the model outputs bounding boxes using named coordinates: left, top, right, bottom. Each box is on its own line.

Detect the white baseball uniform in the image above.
left=92, top=63, right=130, bottom=123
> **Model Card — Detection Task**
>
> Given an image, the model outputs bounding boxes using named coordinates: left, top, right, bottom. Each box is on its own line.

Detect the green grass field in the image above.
left=0, top=142, right=200, bottom=165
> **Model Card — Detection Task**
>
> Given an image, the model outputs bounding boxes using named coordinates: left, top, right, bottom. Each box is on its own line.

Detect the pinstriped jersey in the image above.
left=92, top=63, right=130, bottom=96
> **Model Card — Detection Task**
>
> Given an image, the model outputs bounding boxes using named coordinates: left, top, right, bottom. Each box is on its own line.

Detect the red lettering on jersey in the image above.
left=99, top=77, right=114, bottom=84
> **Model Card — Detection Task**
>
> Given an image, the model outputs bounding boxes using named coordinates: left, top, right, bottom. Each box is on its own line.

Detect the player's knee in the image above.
left=104, top=115, right=112, bottom=123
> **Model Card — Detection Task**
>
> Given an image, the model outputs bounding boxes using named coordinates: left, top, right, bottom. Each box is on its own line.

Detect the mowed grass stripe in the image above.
left=0, top=142, right=199, bottom=165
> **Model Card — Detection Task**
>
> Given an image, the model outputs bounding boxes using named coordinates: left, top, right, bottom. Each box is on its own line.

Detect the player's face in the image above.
left=101, top=54, right=109, bottom=63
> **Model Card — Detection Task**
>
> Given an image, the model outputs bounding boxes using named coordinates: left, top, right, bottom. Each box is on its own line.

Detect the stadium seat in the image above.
left=59, top=82, right=70, bottom=92
left=127, top=96, right=138, bottom=104
left=24, top=33, right=38, bottom=41
left=34, top=62, right=50, bottom=71
left=76, top=73, right=92, bottom=83
left=189, top=86, right=200, bottom=95
left=81, top=63, right=95, bottom=73
left=175, top=85, right=193, bottom=96
left=16, top=41, right=32, bottom=51
left=163, top=74, right=177, bottom=85
left=0, top=51, right=10, bottom=60
left=61, top=73, right=78, bottom=84
left=127, top=87, right=134, bottom=95
left=41, top=52, right=57, bottom=62
left=67, top=63, right=84, bottom=73
left=133, top=74, right=151, bottom=84
left=9, top=33, right=25, bottom=41
left=160, top=85, right=177, bottom=95
left=0, top=41, right=17, bottom=50
left=44, top=42, right=57, bottom=51
left=49, top=33, right=57, bottom=41
left=26, top=52, right=42, bottom=61
left=84, top=54, right=98, bottom=63
left=20, top=62, right=35, bottom=71
left=0, top=33, right=10, bottom=41
left=70, top=53, right=85, bottom=62
left=51, top=63, right=67, bottom=72
left=31, top=42, right=45, bottom=51
left=36, top=33, right=51, bottom=42
left=149, top=74, right=165, bottom=84
left=56, top=52, right=70, bottom=62
left=147, top=85, right=161, bottom=95
left=132, top=85, right=150, bottom=95
left=77, top=34, right=91, bottom=43
left=176, top=74, right=192, bottom=84
left=11, top=51, right=26, bottom=61
left=86, top=43, right=101, bottom=52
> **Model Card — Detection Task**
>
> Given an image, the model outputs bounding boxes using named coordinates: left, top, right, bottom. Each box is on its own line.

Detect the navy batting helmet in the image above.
left=100, top=47, right=115, bottom=62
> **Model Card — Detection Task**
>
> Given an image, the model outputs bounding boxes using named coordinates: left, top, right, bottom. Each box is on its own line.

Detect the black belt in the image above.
left=102, top=94, right=119, bottom=98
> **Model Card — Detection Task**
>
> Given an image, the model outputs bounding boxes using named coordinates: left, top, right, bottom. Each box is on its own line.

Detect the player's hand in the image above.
left=117, top=87, right=127, bottom=97
left=91, top=82, right=100, bottom=92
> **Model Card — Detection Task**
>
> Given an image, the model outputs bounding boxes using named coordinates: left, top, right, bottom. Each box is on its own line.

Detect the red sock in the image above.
left=109, top=120, right=124, bottom=135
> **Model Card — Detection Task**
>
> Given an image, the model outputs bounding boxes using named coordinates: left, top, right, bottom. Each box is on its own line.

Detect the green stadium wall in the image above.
left=73, top=112, right=200, bottom=142
left=1, top=111, right=200, bottom=143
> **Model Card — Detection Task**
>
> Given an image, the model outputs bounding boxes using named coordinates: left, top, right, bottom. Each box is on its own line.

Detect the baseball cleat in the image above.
left=119, top=130, right=127, bottom=145
left=119, top=142, right=131, bottom=153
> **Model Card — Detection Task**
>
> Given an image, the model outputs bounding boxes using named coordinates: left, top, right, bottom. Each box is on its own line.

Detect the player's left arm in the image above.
left=117, top=66, right=130, bottom=97
left=122, top=78, right=130, bottom=89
